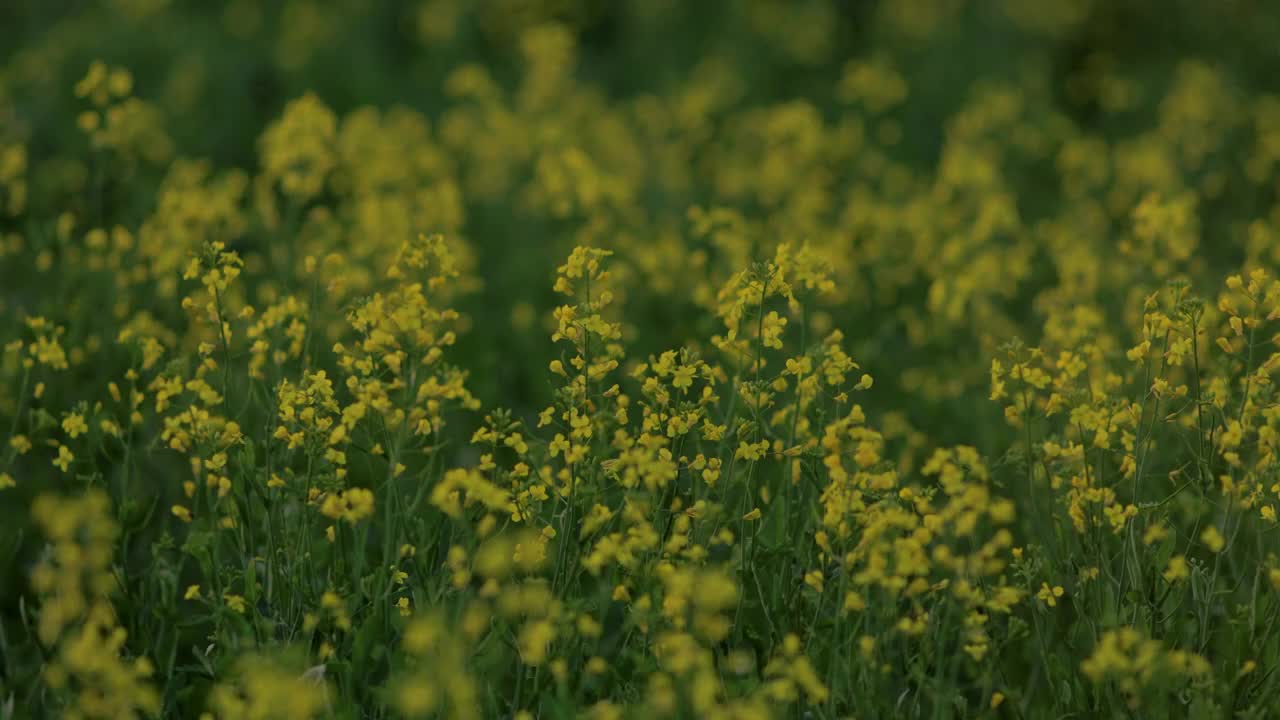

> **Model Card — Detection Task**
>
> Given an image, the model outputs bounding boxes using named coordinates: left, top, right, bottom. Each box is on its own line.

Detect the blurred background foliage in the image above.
left=3, top=0, right=1279, bottom=437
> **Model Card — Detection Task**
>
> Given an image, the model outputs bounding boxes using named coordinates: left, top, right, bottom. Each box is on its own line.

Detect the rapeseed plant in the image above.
left=4, top=2, right=1280, bottom=718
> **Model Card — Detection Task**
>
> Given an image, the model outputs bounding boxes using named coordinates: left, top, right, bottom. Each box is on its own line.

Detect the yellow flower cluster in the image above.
left=29, top=492, right=160, bottom=718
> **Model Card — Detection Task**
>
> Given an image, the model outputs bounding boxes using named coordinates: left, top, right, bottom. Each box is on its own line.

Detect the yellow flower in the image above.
left=320, top=488, right=376, bottom=523
left=184, top=585, right=201, bottom=600
left=671, top=365, right=695, bottom=389
left=1126, top=341, right=1151, bottom=362
left=259, top=92, right=336, bottom=199
left=735, top=439, right=768, bottom=461
left=1142, top=523, right=1168, bottom=545
left=701, top=421, right=726, bottom=441
left=804, top=570, right=825, bottom=593
left=223, top=593, right=247, bottom=614
left=1201, top=526, right=1226, bottom=553
left=53, top=445, right=75, bottom=472
left=1036, top=583, right=1065, bottom=608
left=518, top=619, right=556, bottom=666
left=62, top=412, right=89, bottom=438
left=549, top=434, right=571, bottom=458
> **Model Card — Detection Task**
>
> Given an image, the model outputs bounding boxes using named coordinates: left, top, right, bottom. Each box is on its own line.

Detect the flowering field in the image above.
left=4, top=1, right=1280, bottom=718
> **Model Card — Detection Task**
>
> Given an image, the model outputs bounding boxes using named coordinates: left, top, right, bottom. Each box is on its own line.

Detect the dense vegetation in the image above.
left=4, top=1, right=1280, bottom=718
